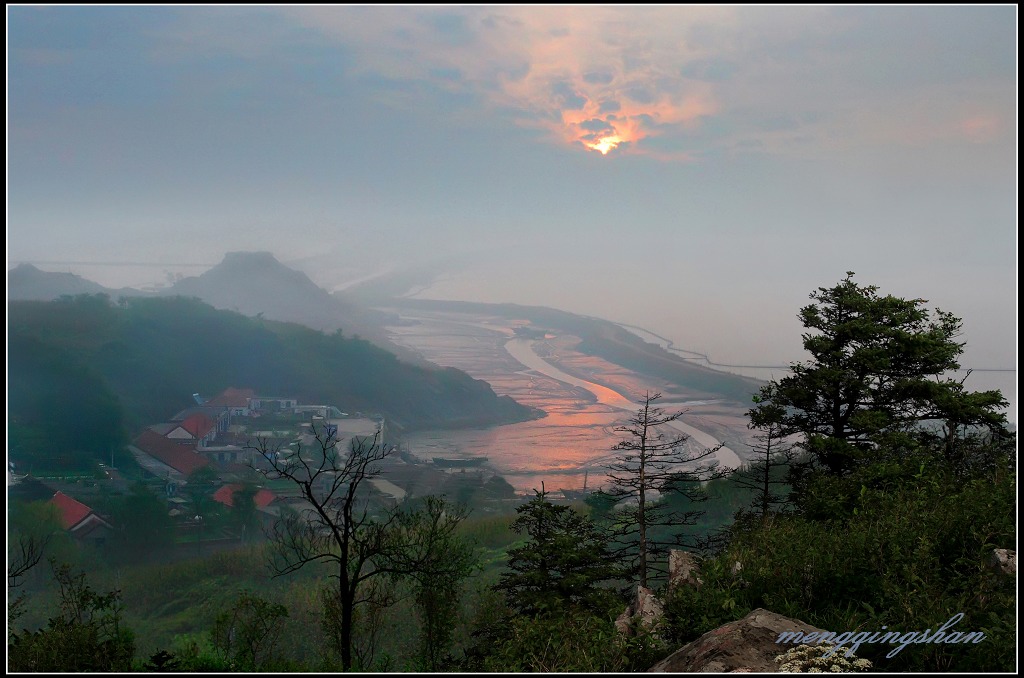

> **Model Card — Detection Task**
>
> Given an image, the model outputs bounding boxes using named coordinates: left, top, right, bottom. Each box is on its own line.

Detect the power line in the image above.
left=613, top=322, right=1016, bottom=374
left=15, top=259, right=214, bottom=268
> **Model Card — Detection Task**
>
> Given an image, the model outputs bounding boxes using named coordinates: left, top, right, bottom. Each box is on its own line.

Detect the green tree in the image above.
left=733, top=386, right=798, bottom=519
left=8, top=561, right=135, bottom=672
left=184, top=465, right=218, bottom=553
left=111, top=482, right=175, bottom=558
left=8, top=327, right=126, bottom=472
left=230, top=483, right=259, bottom=542
left=184, top=465, right=218, bottom=516
left=384, top=495, right=478, bottom=670
left=495, top=490, right=623, bottom=616
left=749, top=273, right=1008, bottom=476
left=8, top=501, right=75, bottom=577
left=210, top=590, right=288, bottom=670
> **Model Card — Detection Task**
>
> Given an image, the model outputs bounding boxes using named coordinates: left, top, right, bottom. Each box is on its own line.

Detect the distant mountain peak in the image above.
left=162, top=250, right=398, bottom=337
left=178, top=251, right=327, bottom=295
left=221, top=251, right=282, bottom=266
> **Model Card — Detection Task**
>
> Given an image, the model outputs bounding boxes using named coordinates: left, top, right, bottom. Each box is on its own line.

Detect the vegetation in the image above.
left=664, top=274, right=1016, bottom=672
left=108, top=482, right=177, bottom=560
left=209, top=590, right=289, bottom=671
left=749, top=272, right=1008, bottom=477
left=248, top=425, right=399, bottom=671
left=246, top=424, right=480, bottom=671
left=8, top=325, right=126, bottom=472
left=7, top=275, right=1013, bottom=672
left=384, top=496, right=479, bottom=670
left=8, top=562, right=135, bottom=672
left=494, top=490, right=623, bottom=615
left=732, top=395, right=797, bottom=520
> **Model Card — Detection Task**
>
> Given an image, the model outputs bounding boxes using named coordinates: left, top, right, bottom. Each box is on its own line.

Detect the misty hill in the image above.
left=8, top=263, right=149, bottom=301
left=164, top=252, right=400, bottom=344
left=386, top=298, right=764, bottom=405
left=8, top=294, right=537, bottom=470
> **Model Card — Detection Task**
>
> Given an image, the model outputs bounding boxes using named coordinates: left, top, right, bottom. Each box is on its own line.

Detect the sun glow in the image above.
left=587, top=135, right=622, bottom=155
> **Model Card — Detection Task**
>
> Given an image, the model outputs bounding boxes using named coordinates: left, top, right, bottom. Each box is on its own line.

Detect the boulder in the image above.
left=668, top=550, right=703, bottom=593
left=615, top=585, right=664, bottom=637
left=990, top=548, right=1016, bottom=576
left=647, top=608, right=825, bottom=673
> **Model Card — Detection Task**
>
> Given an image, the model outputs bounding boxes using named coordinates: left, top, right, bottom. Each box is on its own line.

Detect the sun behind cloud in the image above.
left=286, top=6, right=725, bottom=159
left=587, top=135, right=622, bottom=155
left=281, top=6, right=1013, bottom=162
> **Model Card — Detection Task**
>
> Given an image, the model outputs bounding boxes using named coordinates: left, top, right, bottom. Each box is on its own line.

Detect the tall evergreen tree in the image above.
left=733, top=384, right=799, bottom=519
left=495, top=490, right=622, bottom=615
left=749, top=272, right=1008, bottom=476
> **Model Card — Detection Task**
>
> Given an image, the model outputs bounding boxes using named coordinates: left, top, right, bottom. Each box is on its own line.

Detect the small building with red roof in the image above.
left=49, top=491, right=113, bottom=543
left=133, top=429, right=210, bottom=478
left=205, top=387, right=257, bottom=417
left=212, top=484, right=277, bottom=509
left=169, top=412, right=217, bottom=448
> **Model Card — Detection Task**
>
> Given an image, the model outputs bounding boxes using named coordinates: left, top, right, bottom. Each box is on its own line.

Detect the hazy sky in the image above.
left=7, top=5, right=1017, bottom=370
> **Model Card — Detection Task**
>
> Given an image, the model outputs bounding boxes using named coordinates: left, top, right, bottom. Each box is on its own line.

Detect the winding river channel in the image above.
left=503, top=338, right=742, bottom=469
left=391, top=312, right=745, bottom=494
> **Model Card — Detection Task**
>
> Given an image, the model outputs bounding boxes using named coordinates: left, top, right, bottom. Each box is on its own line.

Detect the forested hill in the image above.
left=8, top=295, right=537, bottom=469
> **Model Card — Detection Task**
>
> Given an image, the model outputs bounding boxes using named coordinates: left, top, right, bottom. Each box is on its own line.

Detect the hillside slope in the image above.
left=8, top=295, right=538, bottom=469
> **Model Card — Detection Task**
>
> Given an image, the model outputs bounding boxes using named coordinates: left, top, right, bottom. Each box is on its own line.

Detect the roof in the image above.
left=180, top=413, right=215, bottom=438
left=205, top=387, right=256, bottom=408
left=212, top=484, right=276, bottom=508
left=50, top=491, right=93, bottom=530
left=134, top=429, right=210, bottom=476
left=170, top=405, right=228, bottom=422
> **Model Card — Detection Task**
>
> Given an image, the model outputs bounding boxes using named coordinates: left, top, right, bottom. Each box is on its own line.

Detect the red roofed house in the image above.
left=205, top=388, right=257, bottom=417
left=167, top=413, right=217, bottom=449
left=50, top=491, right=113, bottom=544
left=212, top=484, right=277, bottom=509
left=133, top=429, right=210, bottom=478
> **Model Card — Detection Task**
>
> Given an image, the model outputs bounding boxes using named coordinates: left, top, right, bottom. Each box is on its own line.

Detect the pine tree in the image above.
left=495, top=489, right=622, bottom=615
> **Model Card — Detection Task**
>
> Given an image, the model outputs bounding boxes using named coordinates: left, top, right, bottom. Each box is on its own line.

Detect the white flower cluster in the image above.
left=774, top=643, right=873, bottom=673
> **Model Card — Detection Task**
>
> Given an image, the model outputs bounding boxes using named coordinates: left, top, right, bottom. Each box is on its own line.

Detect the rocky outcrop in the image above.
left=990, top=548, right=1016, bottom=576
left=668, top=550, right=703, bottom=593
left=617, top=551, right=706, bottom=637
left=647, top=608, right=825, bottom=673
left=615, top=585, right=664, bottom=636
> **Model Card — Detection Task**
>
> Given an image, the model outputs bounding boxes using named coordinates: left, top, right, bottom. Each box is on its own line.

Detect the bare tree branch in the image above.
left=603, top=391, right=727, bottom=587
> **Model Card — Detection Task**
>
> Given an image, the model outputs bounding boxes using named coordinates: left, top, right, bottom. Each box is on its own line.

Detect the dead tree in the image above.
left=8, top=533, right=50, bottom=588
left=604, top=391, right=726, bottom=588
left=246, top=423, right=396, bottom=671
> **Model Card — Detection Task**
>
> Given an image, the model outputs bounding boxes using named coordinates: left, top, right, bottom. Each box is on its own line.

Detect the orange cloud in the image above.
left=279, top=7, right=1013, bottom=161
left=286, top=6, right=729, bottom=158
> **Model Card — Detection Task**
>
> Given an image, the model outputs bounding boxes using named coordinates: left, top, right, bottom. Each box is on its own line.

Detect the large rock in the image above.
left=648, top=608, right=825, bottom=673
left=668, top=550, right=703, bottom=593
left=990, top=548, right=1016, bottom=576
left=615, top=585, right=664, bottom=637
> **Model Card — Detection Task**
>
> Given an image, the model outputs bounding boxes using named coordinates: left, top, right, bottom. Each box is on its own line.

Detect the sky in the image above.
left=7, top=5, right=1018, bottom=374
